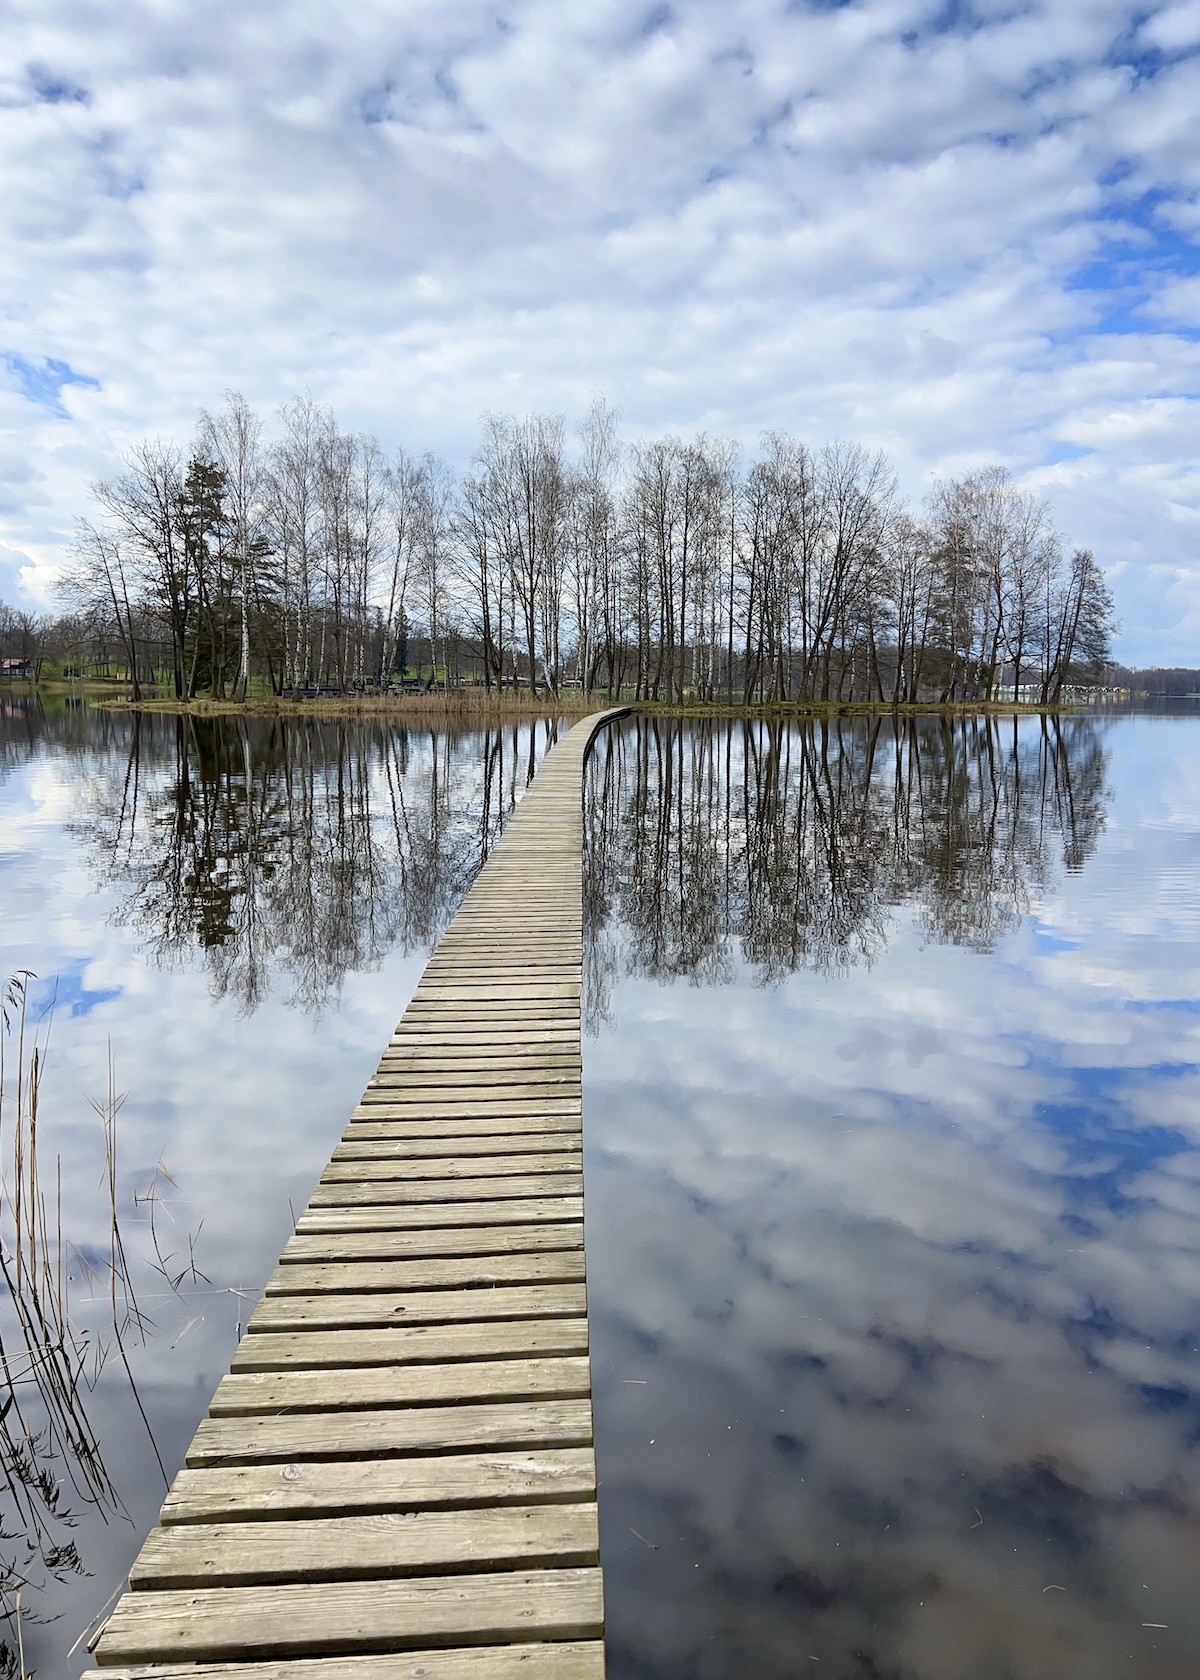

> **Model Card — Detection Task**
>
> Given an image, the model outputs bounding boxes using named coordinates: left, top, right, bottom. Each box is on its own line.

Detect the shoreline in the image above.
left=2, top=680, right=1089, bottom=720
left=85, top=694, right=1077, bottom=721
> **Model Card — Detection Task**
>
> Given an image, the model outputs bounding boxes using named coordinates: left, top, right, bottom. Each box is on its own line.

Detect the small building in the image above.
left=0, top=656, right=33, bottom=679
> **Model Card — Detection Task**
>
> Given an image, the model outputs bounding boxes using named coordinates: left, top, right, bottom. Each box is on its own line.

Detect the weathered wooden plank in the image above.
left=370, top=1058, right=578, bottom=1076
left=422, top=930, right=580, bottom=940
left=406, top=1004, right=579, bottom=1020
left=343, top=1117, right=581, bottom=1141
left=407, top=999, right=580, bottom=1016
left=389, top=1013, right=575, bottom=1025
left=346, top=1104, right=583, bottom=1125
left=374, top=1046, right=582, bottom=1060
left=381, top=1049, right=580, bottom=1063
left=385, top=1031, right=580, bottom=1049
left=308, top=1174, right=584, bottom=1207
left=398, top=1003, right=580, bottom=1019
left=408, top=956, right=578, bottom=972
left=416, top=951, right=578, bottom=965
left=421, top=940, right=582, bottom=953
left=364, top=1081, right=582, bottom=1101
left=366, top=1070, right=582, bottom=1090
left=84, top=1640, right=605, bottom=1680
left=230, top=1318, right=588, bottom=1371
left=209, top=1355, right=593, bottom=1414
left=359, top=1096, right=582, bottom=1117
left=354, top=1095, right=583, bottom=1115
left=284, top=1213, right=584, bottom=1250
left=420, top=948, right=581, bottom=960
left=411, top=981, right=578, bottom=994
left=389, top=1001, right=578, bottom=1014
left=334, top=1135, right=581, bottom=1161
left=373, top=1048, right=578, bottom=1061
left=451, top=901, right=576, bottom=914
left=365, top=1080, right=581, bottom=1099
left=161, top=1447, right=596, bottom=1524
left=249, top=1284, right=586, bottom=1331
left=321, top=1155, right=582, bottom=1183
left=445, top=897, right=579, bottom=907
left=350, top=1106, right=580, bottom=1127
left=94, top=1566, right=604, bottom=1663
left=130, top=1504, right=600, bottom=1590
left=187, top=1398, right=594, bottom=1466
left=271, top=1261, right=587, bottom=1298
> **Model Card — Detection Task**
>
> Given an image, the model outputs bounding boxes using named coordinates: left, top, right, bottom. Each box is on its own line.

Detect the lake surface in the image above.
left=1, top=703, right=1199, bottom=1677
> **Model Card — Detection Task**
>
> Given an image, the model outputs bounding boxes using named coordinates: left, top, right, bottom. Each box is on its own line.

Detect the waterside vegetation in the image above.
left=7, top=396, right=1116, bottom=711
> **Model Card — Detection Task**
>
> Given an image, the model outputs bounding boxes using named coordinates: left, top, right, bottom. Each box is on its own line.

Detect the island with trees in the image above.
left=4, top=395, right=1118, bottom=711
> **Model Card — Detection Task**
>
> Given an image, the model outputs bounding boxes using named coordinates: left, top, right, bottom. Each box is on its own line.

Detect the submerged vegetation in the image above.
left=4, top=396, right=1116, bottom=708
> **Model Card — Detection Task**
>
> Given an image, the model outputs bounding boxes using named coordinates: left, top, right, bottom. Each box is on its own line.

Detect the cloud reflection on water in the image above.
left=584, top=715, right=1200, bottom=1680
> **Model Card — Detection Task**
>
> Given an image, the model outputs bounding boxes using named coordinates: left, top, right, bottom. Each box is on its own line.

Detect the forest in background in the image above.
left=3, top=394, right=1116, bottom=705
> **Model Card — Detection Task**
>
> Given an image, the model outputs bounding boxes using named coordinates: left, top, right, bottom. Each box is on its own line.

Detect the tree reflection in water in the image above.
left=74, top=713, right=561, bottom=1014
left=584, top=714, right=1108, bottom=1015
left=577, top=716, right=1200, bottom=1680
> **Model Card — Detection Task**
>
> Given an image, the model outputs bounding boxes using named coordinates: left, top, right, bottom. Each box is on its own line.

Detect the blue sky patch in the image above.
left=1042, top=443, right=1094, bottom=466
left=30, top=961, right=122, bottom=1021
left=2, top=353, right=100, bottom=418
left=1032, top=1058, right=1196, bottom=1217
left=28, top=64, right=90, bottom=106
left=1030, top=925, right=1081, bottom=953
left=1124, top=997, right=1200, bottom=1014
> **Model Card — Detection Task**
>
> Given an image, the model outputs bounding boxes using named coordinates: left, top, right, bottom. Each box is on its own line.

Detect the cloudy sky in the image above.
left=1, top=0, right=1198, bottom=662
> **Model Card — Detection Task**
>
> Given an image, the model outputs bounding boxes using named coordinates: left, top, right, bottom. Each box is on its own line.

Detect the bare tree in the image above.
left=53, top=397, right=1113, bottom=704
left=200, top=393, right=265, bottom=699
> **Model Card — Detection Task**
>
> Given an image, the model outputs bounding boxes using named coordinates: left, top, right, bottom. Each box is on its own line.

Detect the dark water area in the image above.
left=0, top=700, right=1198, bottom=1676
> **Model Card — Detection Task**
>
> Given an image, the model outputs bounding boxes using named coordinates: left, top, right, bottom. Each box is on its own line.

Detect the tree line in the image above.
left=18, top=393, right=1120, bottom=702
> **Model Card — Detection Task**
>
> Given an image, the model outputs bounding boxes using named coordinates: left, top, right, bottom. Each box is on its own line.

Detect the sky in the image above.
left=1, top=0, right=1198, bottom=664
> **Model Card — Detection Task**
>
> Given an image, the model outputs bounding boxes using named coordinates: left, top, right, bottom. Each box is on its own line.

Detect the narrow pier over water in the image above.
left=86, top=707, right=628, bottom=1680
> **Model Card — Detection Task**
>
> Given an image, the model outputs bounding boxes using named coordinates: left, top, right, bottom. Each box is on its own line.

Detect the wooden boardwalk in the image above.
left=86, top=707, right=628, bottom=1680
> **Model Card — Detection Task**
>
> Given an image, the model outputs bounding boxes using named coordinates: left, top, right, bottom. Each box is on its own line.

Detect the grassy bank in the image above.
left=86, top=692, right=1076, bottom=721
left=4, top=676, right=1078, bottom=721
left=93, top=690, right=603, bottom=721
left=636, top=698, right=1074, bottom=719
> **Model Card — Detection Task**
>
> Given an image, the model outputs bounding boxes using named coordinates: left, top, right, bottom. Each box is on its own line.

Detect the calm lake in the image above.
left=1, top=704, right=1198, bottom=1678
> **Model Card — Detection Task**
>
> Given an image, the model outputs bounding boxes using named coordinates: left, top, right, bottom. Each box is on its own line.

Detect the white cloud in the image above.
left=1, top=0, right=1198, bottom=658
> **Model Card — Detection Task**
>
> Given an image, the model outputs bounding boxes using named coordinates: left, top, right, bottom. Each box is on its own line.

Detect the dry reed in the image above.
left=0, top=974, right=168, bottom=1673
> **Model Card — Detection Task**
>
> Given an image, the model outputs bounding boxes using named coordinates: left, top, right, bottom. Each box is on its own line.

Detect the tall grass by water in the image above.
left=0, top=975, right=174, bottom=1676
